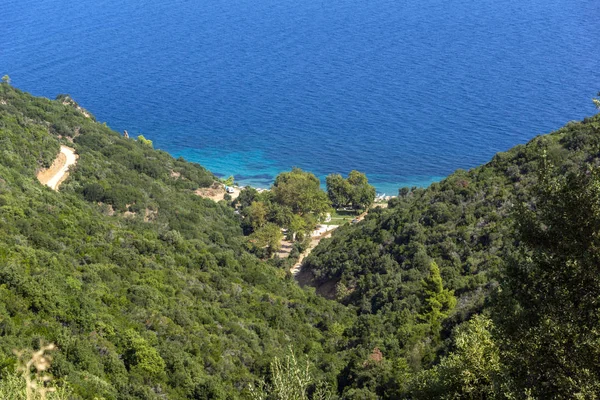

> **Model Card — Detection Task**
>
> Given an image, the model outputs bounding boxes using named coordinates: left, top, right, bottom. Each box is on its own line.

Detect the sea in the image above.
left=1, top=0, right=599, bottom=194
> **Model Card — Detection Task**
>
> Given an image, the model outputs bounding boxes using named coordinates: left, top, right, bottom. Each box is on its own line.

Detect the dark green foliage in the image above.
left=326, top=170, right=376, bottom=210
left=494, top=163, right=600, bottom=398
left=0, top=85, right=353, bottom=399
left=304, top=112, right=600, bottom=396
left=3, top=82, right=600, bottom=399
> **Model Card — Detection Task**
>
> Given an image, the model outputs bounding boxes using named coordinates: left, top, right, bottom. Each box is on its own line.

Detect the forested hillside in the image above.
left=2, top=81, right=600, bottom=399
left=0, top=84, right=354, bottom=399
left=303, top=108, right=600, bottom=397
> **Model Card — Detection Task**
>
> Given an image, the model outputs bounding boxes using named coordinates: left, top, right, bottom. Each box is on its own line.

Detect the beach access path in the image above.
left=289, top=203, right=388, bottom=277
left=290, top=225, right=338, bottom=276
left=37, top=145, right=78, bottom=191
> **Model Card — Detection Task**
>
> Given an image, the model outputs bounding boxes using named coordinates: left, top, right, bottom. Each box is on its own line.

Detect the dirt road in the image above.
left=290, top=226, right=338, bottom=276
left=37, top=146, right=78, bottom=191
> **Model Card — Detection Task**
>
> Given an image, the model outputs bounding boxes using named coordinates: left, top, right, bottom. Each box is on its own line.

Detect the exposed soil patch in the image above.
left=290, top=226, right=337, bottom=276
left=37, top=146, right=78, bottom=191
left=195, top=182, right=241, bottom=202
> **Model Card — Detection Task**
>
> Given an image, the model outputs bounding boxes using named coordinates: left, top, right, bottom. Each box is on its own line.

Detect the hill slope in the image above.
left=0, top=84, right=353, bottom=399
left=303, top=110, right=600, bottom=395
left=3, top=81, right=600, bottom=399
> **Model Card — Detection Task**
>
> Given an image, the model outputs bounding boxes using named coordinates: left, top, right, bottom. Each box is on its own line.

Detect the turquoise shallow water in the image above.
left=1, top=0, right=599, bottom=193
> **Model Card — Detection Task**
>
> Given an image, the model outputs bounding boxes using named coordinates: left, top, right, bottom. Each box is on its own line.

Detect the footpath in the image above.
left=289, top=207, right=374, bottom=277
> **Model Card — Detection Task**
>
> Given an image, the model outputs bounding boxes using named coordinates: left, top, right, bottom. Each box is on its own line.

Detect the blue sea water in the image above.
left=1, top=0, right=599, bottom=193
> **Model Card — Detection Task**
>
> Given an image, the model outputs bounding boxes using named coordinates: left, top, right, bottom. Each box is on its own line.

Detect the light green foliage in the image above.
left=325, top=170, right=376, bottom=210
left=273, top=167, right=331, bottom=217
left=347, top=170, right=376, bottom=210
left=411, top=315, right=500, bottom=399
left=248, top=223, right=283, bottom=257
left=270, top=352, right=312, bottom=400
left=414, top=261, right=457, bottom=367
left=287, top=214, right=307, bottom=240
left=1, top=343, right=72, bottom=400
left=0, top=372, right=70, bottom=400
left=1, top=75, right=10, bottom=85
left=137, top=134, right=153, bottom=148
left=244, top=201, right=269, bottom=231
left=249, top=349, right=333, bottom=400
left=222, top=175, right=235, bottom=186
left=419, top=261, right=456, bottom=335
left=593, top=92, right=600, bottom=109
left=122, top=329, right=166, bottom=380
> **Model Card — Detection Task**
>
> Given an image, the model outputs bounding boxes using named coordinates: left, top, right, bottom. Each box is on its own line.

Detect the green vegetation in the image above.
left=0, top=85, right=353, bottom=398
left=304, top=109, right=600, bottom=397
left=326, top=170, right=376, bottom=211
left=2, top=81, right=600, bottom=399
left=248, top=348, right=332, bottom=400
left=494, top=163, right=600, bottom=397
left=322, top=209, right=356, bottom=226
left=232, top=169, right=375, bottom=261
left=234, top=168, right=332, bottom=243
left=136, top=135, right=153, bottom=148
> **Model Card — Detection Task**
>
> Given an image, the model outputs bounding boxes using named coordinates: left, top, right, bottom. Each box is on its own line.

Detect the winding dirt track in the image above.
left=290, top=229, right=336, bottom=276
left=289, top=207, right=376, bottom=277
left=37, top=145, right=78, bottom=191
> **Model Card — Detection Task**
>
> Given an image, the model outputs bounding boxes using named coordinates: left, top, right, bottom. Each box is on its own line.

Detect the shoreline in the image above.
left=174, top=148, right=445, bottom=196
left=215, top=173, right=442, bottom=198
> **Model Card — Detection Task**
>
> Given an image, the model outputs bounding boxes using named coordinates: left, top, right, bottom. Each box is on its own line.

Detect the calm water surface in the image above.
left=2, top=0, right=599, bottom=192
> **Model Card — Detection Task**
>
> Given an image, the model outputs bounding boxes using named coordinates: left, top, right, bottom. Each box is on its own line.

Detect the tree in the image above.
left=410, top=315, right=501, bottom=399
left=420, top=261, right=456, bottom=341
left=594, top=91, right=600, bottom=109
left=248, top=223, right=283, bottom=257
left=234, top=186, right=259, bottom=209
left=122, top=329, right=166, bottom=381
left=399, top=187, right=410, bottom=197
left=248, top=348, right=333, bottom=400
left=287, top=214, right=307, bottom=241
left=326, top=173, right=351, bottom=208
left=347, top=170, right=376, bottom=210
left=494, top=164, right=600, bottom=398
left=272, top=168, right=331, bottom=217
left=221, top=175, right=234, bottom=186
left=325, top=171, right=375, bottom=210
left=244, top=201, right=268, bottom=231
left=1, top=75, right=10, bottom=85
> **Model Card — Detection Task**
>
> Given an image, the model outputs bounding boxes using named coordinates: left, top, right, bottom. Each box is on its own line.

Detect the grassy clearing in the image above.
left=323, top=209, right=361, bottom=225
